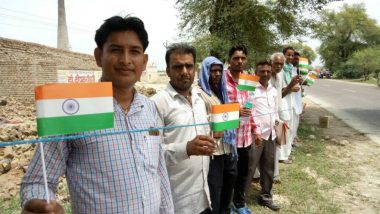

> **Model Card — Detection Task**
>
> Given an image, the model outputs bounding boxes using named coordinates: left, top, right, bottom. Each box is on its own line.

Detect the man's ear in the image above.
left=94, top=48, right=102, bottom=67
left=142, top=54, right=148, bottom=71
left=166, top=67, right=170, bottom=77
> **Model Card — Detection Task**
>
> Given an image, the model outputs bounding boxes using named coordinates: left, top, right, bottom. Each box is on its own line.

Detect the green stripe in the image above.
left=238, top=85, right=256, bottom=91
left=300, top=69, right=309, bottom=75
left=212, top=120, right=239, bottom=131
left=299, top=64, right=309, bottom=68
left=37, top=112, right=114, bottom=136
left=306, top=78, right=314, bottom=86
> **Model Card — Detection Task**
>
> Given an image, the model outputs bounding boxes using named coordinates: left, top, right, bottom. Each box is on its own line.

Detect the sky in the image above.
left=0, top=0, right=379, bottom=69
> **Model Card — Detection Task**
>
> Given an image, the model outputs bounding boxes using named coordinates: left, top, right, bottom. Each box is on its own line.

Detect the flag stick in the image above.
left=211, top=131, right=214, bottom=160
left=39, top=143, right=50, bottom=203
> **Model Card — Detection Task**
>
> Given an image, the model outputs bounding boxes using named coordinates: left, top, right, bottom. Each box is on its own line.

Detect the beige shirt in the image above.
left=198, top=87, right=232, bottom=155
left=151, top=84, right=211, bottom=214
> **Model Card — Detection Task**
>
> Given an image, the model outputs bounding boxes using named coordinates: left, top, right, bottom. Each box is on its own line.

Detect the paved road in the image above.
left=303, top=79, right=380, bottom=144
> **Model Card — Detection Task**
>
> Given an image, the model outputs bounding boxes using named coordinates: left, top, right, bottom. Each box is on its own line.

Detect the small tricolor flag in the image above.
left=299, top=57, right=309, bottom=75
left=211, top=103, right=240, bottom=131
left=35, top=82, right=114, bottom=136
left=237, top=73, right=260, bottom=91
left=305, top=72, right=318, bottom=86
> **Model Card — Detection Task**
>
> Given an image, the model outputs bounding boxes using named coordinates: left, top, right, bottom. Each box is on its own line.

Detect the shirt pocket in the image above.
left=142, top=134, right=161, bottom=172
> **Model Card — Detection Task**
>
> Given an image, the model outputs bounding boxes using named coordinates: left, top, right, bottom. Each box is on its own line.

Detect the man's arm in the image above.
left=282, top=75, right=300, bottom=98
left=20, top=140, right=69, bottom=212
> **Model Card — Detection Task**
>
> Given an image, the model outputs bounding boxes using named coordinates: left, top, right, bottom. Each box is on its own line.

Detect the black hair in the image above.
left=95, top=16, right=149, bottom=51
left=294, top=51, right=300, bottom=57
left=282, top=46, right=295, bottom=54
left=255, top=59, right=272, bottom=70
left=165, top=43, right=196, bottom=67
left=228, top=45, right=248, bottom=58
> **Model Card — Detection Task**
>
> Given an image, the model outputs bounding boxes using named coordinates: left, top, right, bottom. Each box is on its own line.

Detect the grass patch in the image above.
left=0, top=197, right=21, bottom=214
left=247, top=122, right=354, bottom=213
left=345, top=77, right=378, bottom=85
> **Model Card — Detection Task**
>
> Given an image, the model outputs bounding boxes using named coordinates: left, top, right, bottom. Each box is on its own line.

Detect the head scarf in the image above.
left=198, top=56, right=237, bottom=149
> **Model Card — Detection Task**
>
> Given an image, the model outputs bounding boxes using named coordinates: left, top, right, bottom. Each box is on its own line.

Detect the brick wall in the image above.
left=0, top=38, right=100, bottom=102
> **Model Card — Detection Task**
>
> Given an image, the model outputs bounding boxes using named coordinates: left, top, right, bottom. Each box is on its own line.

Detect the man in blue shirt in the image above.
left=20, top=16, right=174, bottom=214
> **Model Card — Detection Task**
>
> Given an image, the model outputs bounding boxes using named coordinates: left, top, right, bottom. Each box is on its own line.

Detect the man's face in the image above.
left=272, top=56, right=285, bottom=74
left=94, top=31, right=148, bottom=90
left=229, top=50, right=247, bottom=73
left=166, top=53, right=195, bottom=92
left=284, top=49, right=294, bottom=64
left=256, top=64, right=272, bottom=85
left=209, top=64, right=223, bottom=86
left=292, top=55, right=299, bottom=67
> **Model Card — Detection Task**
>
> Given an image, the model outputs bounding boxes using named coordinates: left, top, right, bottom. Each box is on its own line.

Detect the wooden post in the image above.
left=319, top=116, right=330, bottom=128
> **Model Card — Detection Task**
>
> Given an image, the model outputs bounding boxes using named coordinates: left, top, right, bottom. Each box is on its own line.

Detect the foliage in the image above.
left=285, top=42, right=317, bottom=63
left=313, top=3, right=380, bottom=76
left=175, top=0, right=339, bottom=66
left=346, top=46, right=380, bottom=80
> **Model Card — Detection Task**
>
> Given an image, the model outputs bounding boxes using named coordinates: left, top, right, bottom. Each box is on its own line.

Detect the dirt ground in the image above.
left=302, top=98, right=380, bottom=213
left=1, top=85, right=379, bottom=213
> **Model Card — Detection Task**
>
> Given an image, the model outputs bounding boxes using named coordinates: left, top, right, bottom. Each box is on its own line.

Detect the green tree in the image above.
left=346, top=46, right=380, bottom=80
left=286, top=42, right=317, bottom=63
left=176, top=0, right=339, bottom=64
left=313, top=3, right=380, bottom=76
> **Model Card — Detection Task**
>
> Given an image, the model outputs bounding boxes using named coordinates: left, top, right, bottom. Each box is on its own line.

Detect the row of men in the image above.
left=20, top=15, right=303, bottom=214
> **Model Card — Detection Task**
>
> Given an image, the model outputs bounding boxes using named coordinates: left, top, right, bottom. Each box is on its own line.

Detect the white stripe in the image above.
left=36, top=97, right=113, bottom=118
left=212, top=111, right=239, bottom=123
left=238, top=79, right=258, bottom=87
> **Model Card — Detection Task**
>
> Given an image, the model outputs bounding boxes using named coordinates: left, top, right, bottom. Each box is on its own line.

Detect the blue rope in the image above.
left=0, top=108, right=293, bottom=147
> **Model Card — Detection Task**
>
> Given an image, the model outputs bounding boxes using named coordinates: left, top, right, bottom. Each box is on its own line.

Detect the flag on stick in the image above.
left=35, top=82, right=114, bottom=136
left=237, top=73, right=260, bottom=91
left=305, top=72, right=318, bottom=86
left=211, top=103, right=240, bottom=131
left=299, top=57, right=310, bottom=75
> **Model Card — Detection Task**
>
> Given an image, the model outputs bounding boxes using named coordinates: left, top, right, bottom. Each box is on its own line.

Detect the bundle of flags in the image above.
left=304, top=71, right=318, bottom=86
left=299, top=57, right=310, bottom=75
left=237, top=73, right=260, bottom=91
left=35, top=82, right=114, bottom=136
left=211, top=103, right=240, bottom=131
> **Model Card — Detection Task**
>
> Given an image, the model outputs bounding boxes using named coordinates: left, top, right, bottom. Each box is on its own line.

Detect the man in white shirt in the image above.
left=269, top=52, right=286, bottom=183
left=249, top=59, right=280, bottom=211
left=151, top=43, right=216, bottom=214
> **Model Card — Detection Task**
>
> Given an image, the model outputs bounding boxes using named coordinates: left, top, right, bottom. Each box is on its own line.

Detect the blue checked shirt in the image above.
left=20, top=92, right=174, bottom=214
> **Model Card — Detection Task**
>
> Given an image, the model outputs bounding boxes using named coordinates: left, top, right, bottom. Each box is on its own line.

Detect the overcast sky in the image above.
left=0, top=0, right=379, bottom=69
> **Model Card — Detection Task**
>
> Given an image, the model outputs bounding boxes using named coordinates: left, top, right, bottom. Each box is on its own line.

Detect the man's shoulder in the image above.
left=151, top=89, right=171, bottom=102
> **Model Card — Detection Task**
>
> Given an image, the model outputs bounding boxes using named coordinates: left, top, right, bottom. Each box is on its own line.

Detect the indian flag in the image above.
left=305, top=73, right=317, bottom=86
left=237, top=73, right=260, bottom=91
left=35, top=82, right=114, bottom=137
left=299, top=57, right=309, bottom=75
left=211, top=103, right=240, bottom=131
left=309, top=71, right=319, bottom=79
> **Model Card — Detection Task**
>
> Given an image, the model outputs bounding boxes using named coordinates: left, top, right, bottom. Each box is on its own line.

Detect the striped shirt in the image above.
left=225, top=69, right=259, bottom=148
left=20, top=92, right=174, bottom=214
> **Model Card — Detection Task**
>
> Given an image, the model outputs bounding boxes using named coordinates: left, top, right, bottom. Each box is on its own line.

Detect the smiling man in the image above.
left=20, top=16, right=174, bottom=214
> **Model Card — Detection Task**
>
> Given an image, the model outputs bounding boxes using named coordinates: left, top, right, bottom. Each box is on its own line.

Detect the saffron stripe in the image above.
left=35, top=82, right=113, bottom=100
left=37, top=112, right=114, bottom=136
left=211, top=103, right=240, bottom=114
left=238, top=73, right=260, bottom=81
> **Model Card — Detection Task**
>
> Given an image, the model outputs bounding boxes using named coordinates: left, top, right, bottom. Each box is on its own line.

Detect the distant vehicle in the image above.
left=319, top=70, right=331, bottom=79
